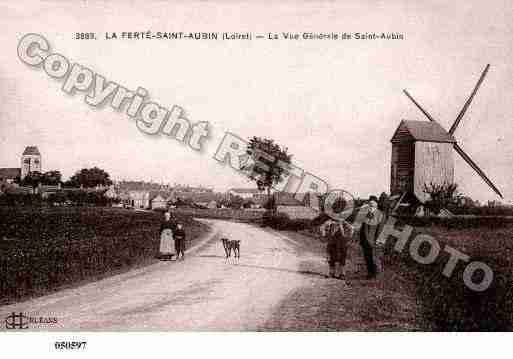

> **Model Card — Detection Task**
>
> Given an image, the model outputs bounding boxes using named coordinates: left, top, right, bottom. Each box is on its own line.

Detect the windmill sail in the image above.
left=401, top=65, right=502, bottom=199
left=449, top=64, right=490, bottom=135
left=453, top=143, right=503, bottom=198
left=403, top=89, right=436, bottom=122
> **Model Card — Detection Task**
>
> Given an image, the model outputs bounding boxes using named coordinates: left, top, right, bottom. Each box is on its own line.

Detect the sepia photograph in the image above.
left=0, top=0, right=512, bottom=356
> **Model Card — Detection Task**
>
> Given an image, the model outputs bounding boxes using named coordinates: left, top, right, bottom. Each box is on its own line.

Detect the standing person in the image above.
left=159, top=211, right=177, bottom=260
left=359, top=196, right=385, bottom=279
left=173, top=223, right=186, bottom=260
left=376, top=192, right=391, bottom=274
left=159, top=211, right=177, bottom=233
left=321, top=218, right=354, bottom=280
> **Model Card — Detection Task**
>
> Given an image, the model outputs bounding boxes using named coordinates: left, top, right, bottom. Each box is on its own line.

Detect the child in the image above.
left=321, top=219, right=354, bottom=279
left=173, top=223, right=186, bottom=260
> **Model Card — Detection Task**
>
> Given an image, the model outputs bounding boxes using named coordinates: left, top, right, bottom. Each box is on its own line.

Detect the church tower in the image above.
left=21, top=146, right=41, bottom=179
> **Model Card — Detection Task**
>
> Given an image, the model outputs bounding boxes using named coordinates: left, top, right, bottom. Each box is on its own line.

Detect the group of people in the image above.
left=159, top=211, right=187, bottom=260
left=320, top=195, right=385, bottom=280
left=158, top=195, right=386, bottom=273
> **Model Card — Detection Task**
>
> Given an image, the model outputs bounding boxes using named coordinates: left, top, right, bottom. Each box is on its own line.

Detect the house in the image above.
left=170, top=190, right=225, bottom=206
left=117, top=190, right=131, bottom=207
left=37, top=183, right=61, bottom=199
left=172, top=184, right=213, bottom=193
left=128, top=190, right=151, bottom=209
left=150, top=193, right=168, bottom=209
left=21, top=146, right=42, bottom=179
left=272, top=192, right=319, bottom=219
left=301, top=192, right=321, bottom=210
left=227, top=188, right=263, bottom=199
left=104, top=185, right=118, bottom=199
left=0, top=145, right=42, bottom=184
left=273, top=192, right=304, bottom=206
left=114, top=181, right=172, bottom=209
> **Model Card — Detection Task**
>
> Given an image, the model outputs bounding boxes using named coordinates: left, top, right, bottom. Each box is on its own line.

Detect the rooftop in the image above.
left=0, top=168, right=21, bottom=179
left=391, top=120, right=456, bottom=143
left=228, top=188, right=263, bottom=194
left=22, top=146, right=41, bottom=156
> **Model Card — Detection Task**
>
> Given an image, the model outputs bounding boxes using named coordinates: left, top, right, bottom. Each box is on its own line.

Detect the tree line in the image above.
left=13, top=167, right=112, bottom=188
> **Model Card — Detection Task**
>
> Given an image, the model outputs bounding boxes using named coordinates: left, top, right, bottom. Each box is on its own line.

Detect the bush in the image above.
left=262, top=211, right=312, bottom=231
left=47, top=191, right=70, bottom=205
left=0, top=190, right=115, bottom=207
left=0, top=193, right=42, bottom=206
left=262, top=211, right=288, bottom=229
left=286, top=218, right=312, bottom=231
left=449, top=204, right=513, bottom=217
left=394, top=215, right=513, bottom=229
left=152, top=207, right=168, bottom=213
left=242, top=199, right=254, bottom=209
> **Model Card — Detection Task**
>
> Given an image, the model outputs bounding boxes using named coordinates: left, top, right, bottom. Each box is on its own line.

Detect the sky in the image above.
left=0, top=0, right=512, bottom=203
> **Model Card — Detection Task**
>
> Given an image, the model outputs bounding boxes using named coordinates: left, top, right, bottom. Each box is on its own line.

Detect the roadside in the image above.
left=0, top=206, right=210, bottom=305
left=1, top=218, right=423, bottom=331
left=0, top=220, right=316, bottom=330
left=259, top=228, right=423, bottom=331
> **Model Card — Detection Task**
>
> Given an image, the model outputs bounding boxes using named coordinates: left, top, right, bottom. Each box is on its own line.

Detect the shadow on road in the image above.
left=232, top=263, right=326, bottom=279
left=259, top=258, right=422, bottom=331
left=196, top=253, right=327, bottom=278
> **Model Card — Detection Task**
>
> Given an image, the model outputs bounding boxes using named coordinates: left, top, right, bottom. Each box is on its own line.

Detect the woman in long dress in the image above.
left=159, top=211, right=177, bottom=260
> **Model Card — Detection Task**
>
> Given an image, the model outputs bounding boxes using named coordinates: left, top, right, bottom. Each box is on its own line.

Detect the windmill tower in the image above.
left=390, top=64, right=503, bottom=203
left=20, top=145, right=42, bottom=179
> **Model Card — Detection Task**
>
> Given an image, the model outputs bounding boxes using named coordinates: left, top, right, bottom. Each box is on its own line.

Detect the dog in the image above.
left=221, top=237, right=240, bottom=262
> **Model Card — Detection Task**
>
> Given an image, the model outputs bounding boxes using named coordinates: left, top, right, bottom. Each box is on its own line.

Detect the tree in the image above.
left=242, top=199, right=255, bottom=209
left=378, top=192, right=391, bottom=215
left=423, top=182, right=461, bottom=214
left=243, top=137, right=293, bottom=215
left=47, top=191, right=67, bottom=205
left=20, top=170, right=63, bottom=187
left=174, top=197, right=193, bottom=207
left=67, top=167, right=112, bottom=188
left=42, top=170, right=62, bottom=185
left=20, top=171, right=43, bottom=188
left=227, top=195, right=244, bottom=209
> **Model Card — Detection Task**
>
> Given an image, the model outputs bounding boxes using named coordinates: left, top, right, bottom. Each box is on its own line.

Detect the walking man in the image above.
left=359, top=196, right=385, bottom=279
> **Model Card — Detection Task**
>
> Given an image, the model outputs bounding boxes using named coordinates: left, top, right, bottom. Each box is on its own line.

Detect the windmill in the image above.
left=390, top=64, right=503, bottom=204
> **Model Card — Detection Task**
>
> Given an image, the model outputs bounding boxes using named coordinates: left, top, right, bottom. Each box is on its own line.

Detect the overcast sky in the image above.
left=0, top=0, right=512, bottom=202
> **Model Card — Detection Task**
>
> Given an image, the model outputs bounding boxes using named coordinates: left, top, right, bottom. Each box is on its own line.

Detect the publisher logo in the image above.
left=5, top=312, right=29, bottom=330
left=4, top=312, right=58, bottom=330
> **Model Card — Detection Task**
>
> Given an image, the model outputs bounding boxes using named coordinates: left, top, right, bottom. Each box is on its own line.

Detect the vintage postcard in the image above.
left=0, top=0, right=512, bottom=356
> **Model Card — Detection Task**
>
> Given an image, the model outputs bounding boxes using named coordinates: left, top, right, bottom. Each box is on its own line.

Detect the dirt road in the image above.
left=0, top=219, right=419, bottom=331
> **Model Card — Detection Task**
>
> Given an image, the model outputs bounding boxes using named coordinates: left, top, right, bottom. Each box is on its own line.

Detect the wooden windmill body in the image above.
left=390, top=64, right=503, bottom=203
left=390, top=120, right=456, bottom=202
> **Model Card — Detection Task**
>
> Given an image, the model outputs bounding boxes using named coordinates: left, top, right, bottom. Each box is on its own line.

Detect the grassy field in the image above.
left=383, top=222, right=513, bottom=330
left=0, top=206, right=209, bottom=305
left=287, top=218, right=513, bottom=330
